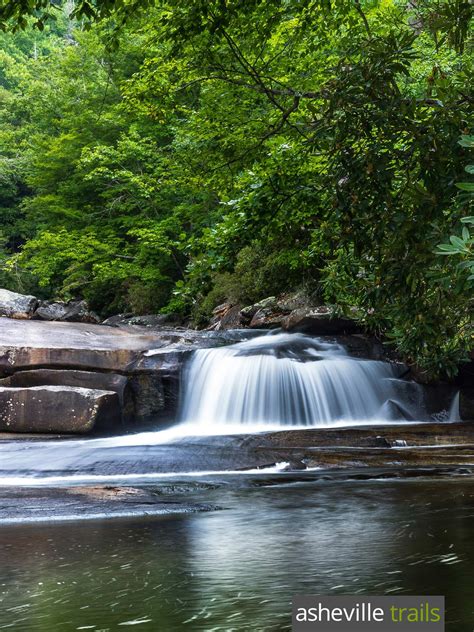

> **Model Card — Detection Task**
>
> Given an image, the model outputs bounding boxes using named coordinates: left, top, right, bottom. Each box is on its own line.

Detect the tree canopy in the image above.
left=0, top=0, right=472, bottom=376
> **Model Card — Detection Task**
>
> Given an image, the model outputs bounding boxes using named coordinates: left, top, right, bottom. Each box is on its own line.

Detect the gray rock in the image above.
left=239, top=296, right=285, bottom=328
left=249, top=309, right=285, bottom=328
left=34, top=299, right=100, bottom=324
left=0, top=318, right=164, bottom=373
left=0, top=319, right=237, bottom=432
left=60, top=300, right=100, bottom=323
left=241, top=297, right=278, bottom=320
left=0, top=289, right=37, bottom=320
left=102, top=313, right=182, bottom=328
left=100, top=313, right=134, bottom=326
left=128, top=373, right=166, bottom=420
left=0, top=386, right=120, bottom=433
left=276, top=291, right=315, bottom=312
left=33, top=301, right=69, bottom=321
left=282, top=306, right=360, bottom=335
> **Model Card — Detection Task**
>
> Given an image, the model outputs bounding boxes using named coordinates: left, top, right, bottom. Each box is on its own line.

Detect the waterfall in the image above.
left=179, top=333, right=425, bottom=429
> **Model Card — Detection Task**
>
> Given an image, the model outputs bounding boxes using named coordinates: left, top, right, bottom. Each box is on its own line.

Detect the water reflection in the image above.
left=1, top=479, right=474, bottom=630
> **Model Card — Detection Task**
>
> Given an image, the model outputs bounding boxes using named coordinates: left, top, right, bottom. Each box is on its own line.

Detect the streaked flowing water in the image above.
left=2, top=478, right=474, bottom=631
left=179, top=333, right=430, bottom=429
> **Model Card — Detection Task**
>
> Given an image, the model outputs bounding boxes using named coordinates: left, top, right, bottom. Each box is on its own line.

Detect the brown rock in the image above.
left=0, top=318, right=167, bottom=373
left=0, top=386, right=120, bottom=433
left=208, top=303, right=244, bottom=330
left=0, top=369, right=133, bottom=423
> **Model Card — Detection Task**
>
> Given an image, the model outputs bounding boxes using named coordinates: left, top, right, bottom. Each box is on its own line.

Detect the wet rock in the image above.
left=333, top=334, right=386, bottom=360
left=128, top=373, right=166, bottom=420
left=0, top=386, right=120, bottom=433
left=251, top=421, right=474, bottom=449
left=0, top=486, right=217, bottom=523
left=460, top=389, right=474, bottom=421
left=100, top=312, right=134, bottom=326
left=0, top=289, right=37, bottom=320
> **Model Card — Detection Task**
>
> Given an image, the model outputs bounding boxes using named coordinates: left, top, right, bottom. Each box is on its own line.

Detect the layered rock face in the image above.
left=0, top=318, right=214, bottom=434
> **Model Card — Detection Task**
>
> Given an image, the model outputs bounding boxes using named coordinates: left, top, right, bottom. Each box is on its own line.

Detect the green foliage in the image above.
left=0, top=0, right=149, bottom=32
left=192, top=243, right=303, bottom=324
left=0, top=0, right=472, bottom=375
left=437, top=135, right=474, bottom=289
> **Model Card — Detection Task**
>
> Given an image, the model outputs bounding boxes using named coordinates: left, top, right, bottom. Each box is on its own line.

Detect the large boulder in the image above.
left=245, top=297, right=284, bottom=328
left=281, top=306, right=361, bottom=335
left=0, top=369, right=134, bottom=423
left=207, top=303, right=245, bottom=330
left=0, top=386, right=120, bottom=433
left=0, top=318, right=165, bottom=373
left=238, top=295, right=362, bottom=333
left=0, top=289, right=37, bottom=320
left=34, top=299, right=100, bottom=324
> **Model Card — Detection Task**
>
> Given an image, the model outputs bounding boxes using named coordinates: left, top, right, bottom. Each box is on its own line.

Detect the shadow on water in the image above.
left=2, top=478, right=474, bottom=631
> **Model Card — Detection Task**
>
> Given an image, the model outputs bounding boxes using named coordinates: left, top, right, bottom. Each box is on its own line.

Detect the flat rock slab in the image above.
left=0, top=485, right=217, bottom=524
left=0, top=318, right=169, bottom=373
left=249, top=421, right=474, bottom=448
left=0, top=318, right=236, bottom=373
left=0, top=386, right=120, bottom=433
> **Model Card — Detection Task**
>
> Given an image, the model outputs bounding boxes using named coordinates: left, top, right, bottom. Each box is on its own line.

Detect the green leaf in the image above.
left=459, top=136, right=474, bottom=148
left=455, top=182, right=474, bottom=192
left=450, top=235, right=466, bottom=249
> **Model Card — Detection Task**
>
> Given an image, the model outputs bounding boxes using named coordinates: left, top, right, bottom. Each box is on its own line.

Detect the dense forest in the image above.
left=0, top=0, right=472, bottom=376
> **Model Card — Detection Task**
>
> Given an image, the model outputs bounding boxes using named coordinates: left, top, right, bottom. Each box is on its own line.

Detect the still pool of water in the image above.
left=1, top=477, right=474, bottom=631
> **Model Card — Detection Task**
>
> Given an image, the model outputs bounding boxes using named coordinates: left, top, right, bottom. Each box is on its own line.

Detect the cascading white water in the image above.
left=179, top=332, right=426, bottom=429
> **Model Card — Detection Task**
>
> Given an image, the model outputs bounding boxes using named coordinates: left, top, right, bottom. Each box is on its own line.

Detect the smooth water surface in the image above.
left=2, top=477, right=474, bottom=631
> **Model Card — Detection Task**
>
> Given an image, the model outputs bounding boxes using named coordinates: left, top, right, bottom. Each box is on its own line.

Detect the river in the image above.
left=1, top=475, right=474, bottom=631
